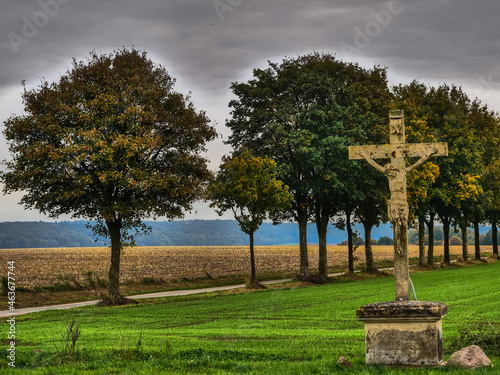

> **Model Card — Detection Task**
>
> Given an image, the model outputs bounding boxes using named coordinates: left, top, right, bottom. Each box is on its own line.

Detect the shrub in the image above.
left=142, top=277, right=164, bottom=285
left=447, top=322, right=500, bottom=357
left=377, top=236, right=394, bottom=245
left=55, top=319, right=81, bottom=364
left=449, top=235, right=462, bottom=246
left=85, top=271, right=107, bottom=288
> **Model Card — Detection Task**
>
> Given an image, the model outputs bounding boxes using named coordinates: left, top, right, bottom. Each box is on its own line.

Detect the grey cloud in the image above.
left=2, top=0, right=500, bottom=220
left=1, top=0, right=499, bottom=109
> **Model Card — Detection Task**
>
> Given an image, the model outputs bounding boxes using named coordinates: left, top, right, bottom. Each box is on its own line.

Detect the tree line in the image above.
left=216, top=52, right=500, bottom=282
left=407, top=227, right=495, bottom=247
left=0, top=220, right=397, bottom=249
left=2, top=48, right=498, bottom=300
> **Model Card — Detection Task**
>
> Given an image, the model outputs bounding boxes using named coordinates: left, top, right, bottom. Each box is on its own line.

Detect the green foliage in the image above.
left=226, top=52, right=392, bottom=279
left=377, top=236, right=394, bottom=245
left=393, top=81, right=485, bottom=217
left=227, top=52, right=390, bottom=213
left=339, top=236, right=364, bottom=246
left=480, top=230, right=495, bottom=245
left=208, top=147, right=292, bottom=235
left=408, top=226, right=485, bottom=246
left=209, top=147, right=293, bottom=283
left=392, top=80, right=499, bottom=259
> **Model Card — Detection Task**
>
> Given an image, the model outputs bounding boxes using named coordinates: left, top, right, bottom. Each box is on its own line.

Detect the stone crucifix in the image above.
left=349, top=110, right=448, bottom=301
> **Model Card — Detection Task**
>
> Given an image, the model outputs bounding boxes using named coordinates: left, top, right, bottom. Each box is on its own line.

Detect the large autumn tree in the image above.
left=208, top=147, right=292, bottom=287
left=1, top=48, right=217, bottom=303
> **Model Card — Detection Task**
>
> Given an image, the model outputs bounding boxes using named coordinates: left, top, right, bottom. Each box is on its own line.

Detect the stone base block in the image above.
left=357, top=301, right=448, bottom=367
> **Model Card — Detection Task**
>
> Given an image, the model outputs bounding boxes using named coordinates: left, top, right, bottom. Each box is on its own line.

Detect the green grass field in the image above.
left=1, top=262, right=499, bottom=374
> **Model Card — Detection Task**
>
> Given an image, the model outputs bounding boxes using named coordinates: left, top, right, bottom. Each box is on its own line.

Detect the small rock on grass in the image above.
left=337, top=356, right=352, bottom=368
left=447, top=345, right=492, bottom=370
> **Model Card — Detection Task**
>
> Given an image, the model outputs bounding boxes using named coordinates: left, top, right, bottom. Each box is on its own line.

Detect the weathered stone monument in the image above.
left=349, top=110, right=449, bottom=367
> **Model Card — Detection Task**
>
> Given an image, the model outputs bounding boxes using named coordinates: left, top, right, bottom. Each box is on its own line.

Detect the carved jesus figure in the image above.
left=359, top=148, right=437, bottom=220
left=348, top=110, right=448, bottom=301
left=358, top=148, right=437, bottom=255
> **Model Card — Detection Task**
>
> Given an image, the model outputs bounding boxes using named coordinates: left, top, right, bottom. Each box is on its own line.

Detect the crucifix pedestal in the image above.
left=349, top=110, right=448, bottom=367
left=357, top=300, right=448, bottom=367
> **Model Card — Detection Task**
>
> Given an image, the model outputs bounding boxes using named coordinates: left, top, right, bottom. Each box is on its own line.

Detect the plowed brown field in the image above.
left=0, top=245, right=492, bottom=288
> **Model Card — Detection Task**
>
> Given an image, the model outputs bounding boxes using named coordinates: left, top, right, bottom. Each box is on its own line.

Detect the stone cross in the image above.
left=349, top=110, right=447, bottom=300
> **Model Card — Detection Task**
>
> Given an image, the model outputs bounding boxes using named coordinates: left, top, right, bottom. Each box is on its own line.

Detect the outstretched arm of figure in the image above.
left=405, top=148, right=437, bottom=173
left=358, top=150, right=386, bottom=173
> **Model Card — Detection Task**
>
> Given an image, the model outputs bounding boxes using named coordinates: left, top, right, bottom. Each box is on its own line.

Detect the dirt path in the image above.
left=0, top=264, right=439, bottom=318
left=0, top=278, right=294, bottom=318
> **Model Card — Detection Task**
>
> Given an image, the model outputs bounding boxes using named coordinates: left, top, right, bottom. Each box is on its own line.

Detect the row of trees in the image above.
left=2, top=48, right=499, bottom=300
left=394, top=81, right=500, bottom=266
left=339, top=236, right=394, bottom=246
left=218, top=52, right=500, bottom=281
left=407, top=227, right=497, bottom=247
left=0, top=220, right=320, bottom=249
left=223, top=53, right=391, bottom=281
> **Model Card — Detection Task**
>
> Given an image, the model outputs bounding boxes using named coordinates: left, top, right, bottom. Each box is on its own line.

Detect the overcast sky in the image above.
left=1, top=0, right=499, bottom=221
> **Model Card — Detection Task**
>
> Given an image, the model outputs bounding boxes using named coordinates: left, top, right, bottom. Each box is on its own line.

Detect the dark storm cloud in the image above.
left=367, top=1, right=500, bottom=78
left=1, top=0, right=500, bottom=220
left=0, top=1, right=393, bottom=92
left=3, top=0, right=498, bottom=98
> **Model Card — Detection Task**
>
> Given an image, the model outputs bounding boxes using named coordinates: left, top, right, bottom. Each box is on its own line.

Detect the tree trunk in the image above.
left=346, top=211, right=354, bottom=274
left=249, top=231, right=256, bottom=284
left=474, top=221, right=481, bottom=260
left=316, top=215, right=329, bottom=282
left=460, top=221, right=468, bottom=262
left=298, top=210, right=309, bottom=281
left=493, top=218, right=498, bottom=257
left=363, top=221, right=376, bottom=272
left=426, top=214, right=435, bottom=266
left=106, top=218, right=122, bottom=302
left=443, top=218, right=451, bottom=264
left=418, top=215, right=426, bottom=267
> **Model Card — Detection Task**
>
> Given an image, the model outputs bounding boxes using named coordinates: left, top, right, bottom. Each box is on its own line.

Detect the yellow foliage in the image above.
left=407, top=161, right=439, bottom=210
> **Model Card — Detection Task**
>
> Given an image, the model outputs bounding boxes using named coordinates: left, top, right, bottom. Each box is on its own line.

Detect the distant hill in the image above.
left=0, top=220, right=396, bottom=249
